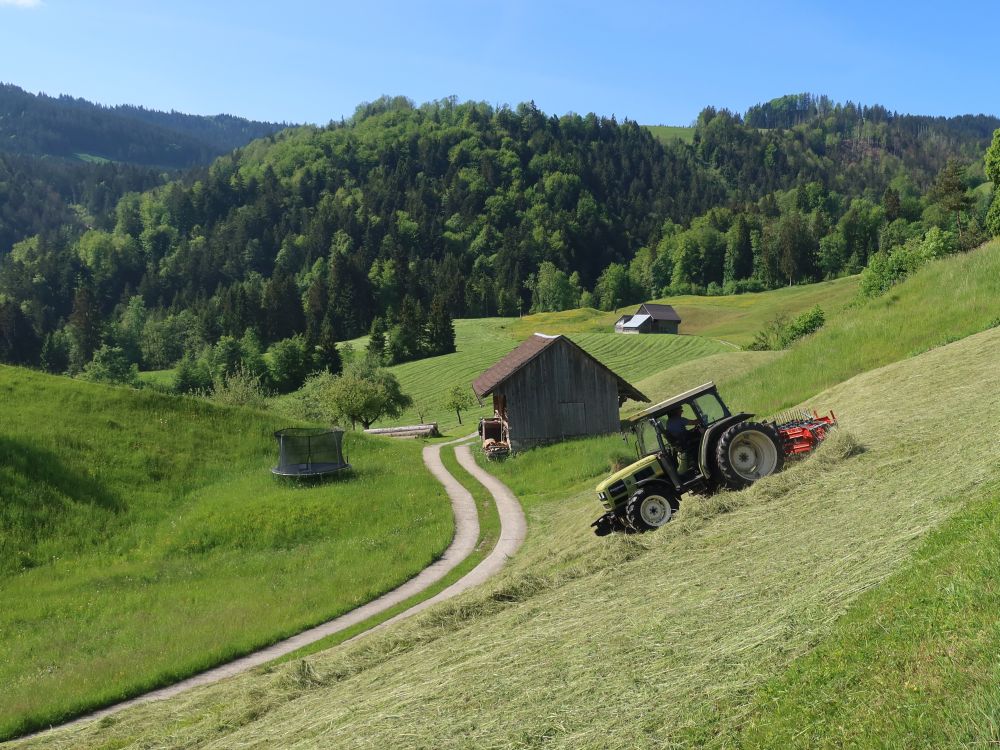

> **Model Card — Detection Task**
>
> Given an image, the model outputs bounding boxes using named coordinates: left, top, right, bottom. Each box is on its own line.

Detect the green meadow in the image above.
left=501, top=274, right=858, bottom=345
left=644, top=124, right=696, bottom=144
left=356, top=274, right=858, bottom=433
left=719, top=239, right=1000, bottom=416
left=0, top=370, right=453, bottom=739
left=26, top=239, right=1000, bottom=749
left=625, top=240, right=1000, bottom=416
left=343, top=323, right=730, bottom=433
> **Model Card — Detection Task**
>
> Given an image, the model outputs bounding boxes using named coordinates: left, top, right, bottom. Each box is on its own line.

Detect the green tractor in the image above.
left=592, top=382, right=786, bottom=535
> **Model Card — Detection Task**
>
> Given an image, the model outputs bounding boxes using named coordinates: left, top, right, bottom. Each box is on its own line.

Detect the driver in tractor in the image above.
left=664, top=405, right=699, bottom=476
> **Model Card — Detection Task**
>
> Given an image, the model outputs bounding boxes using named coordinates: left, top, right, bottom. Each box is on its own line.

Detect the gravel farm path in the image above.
left=31, top=434, right=525, bottom=735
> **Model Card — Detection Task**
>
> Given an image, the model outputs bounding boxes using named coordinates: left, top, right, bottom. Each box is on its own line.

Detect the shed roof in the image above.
left=472, top=333, right=649, bottom=403
left=638, top=303, right=681, bottom=322
left=621, top=313, right=651, bottom=329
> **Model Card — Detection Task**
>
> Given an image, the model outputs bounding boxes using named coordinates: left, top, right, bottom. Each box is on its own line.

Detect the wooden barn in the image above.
left=614, top=303, right=681, bottom=334
left=473, top=334, right=649, bottom=453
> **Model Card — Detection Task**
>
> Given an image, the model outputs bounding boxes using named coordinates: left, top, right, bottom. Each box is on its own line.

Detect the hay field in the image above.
left=25, top=308, right=1000, bottom=748
left=503, top=275, right=858, bottom=345
left=373, top=328, right=729, bottom=434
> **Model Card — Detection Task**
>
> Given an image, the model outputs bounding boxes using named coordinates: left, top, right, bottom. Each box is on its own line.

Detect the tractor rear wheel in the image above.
left=715, top=421, right=784, bottom=489
left=625, top=489, right=677, bottom=532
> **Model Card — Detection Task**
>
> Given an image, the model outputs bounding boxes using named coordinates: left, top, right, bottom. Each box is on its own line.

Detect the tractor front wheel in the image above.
left=625, top=489, right=677, bottom=532
left=716, top=421, right=784, bottom=489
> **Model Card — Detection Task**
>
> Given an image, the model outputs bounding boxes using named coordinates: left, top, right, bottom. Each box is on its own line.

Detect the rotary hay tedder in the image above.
left=771, top=408, right=838, bottom=456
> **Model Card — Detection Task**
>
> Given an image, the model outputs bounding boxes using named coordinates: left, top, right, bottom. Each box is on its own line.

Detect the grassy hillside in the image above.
left=0, top=369, right=452, bottom=740
left=336, top=324, right=730, bottom=434
left=333, top=274, right=858, bottom=433
left=501, top=275, right=858, bottom=345
left=619, top=241, right=1000, bottom=417
left=721, top=239, right=1000, bottom=416
left=22, top=243, right=1000, bottom=749
left=627, top=350, right=782, bottom=414
left=732, top=483, right=1000, bottom=748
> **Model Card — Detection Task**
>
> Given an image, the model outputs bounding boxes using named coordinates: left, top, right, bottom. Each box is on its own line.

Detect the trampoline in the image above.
left=272, top=427, right=350, bottom=478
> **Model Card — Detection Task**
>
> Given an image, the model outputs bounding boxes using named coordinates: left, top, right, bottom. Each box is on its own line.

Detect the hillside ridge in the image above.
left=0, top=82, right=288, bottom=167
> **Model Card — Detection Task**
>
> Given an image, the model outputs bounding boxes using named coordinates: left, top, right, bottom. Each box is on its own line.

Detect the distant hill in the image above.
left=0, top=82, right=289, bottom=168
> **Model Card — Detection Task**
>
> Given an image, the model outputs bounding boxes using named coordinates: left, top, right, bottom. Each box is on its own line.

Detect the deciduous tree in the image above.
left=326, top=360, right=412, bottom=429
left=446, top=385, right=475, bottom=425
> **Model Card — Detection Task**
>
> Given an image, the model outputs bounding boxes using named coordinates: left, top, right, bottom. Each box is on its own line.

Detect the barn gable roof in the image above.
left=472, top=334, right=649, bottom=403
left=637, top=303, right=681, bottom=322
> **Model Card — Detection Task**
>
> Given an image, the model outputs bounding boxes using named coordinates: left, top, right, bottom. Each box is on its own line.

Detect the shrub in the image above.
left=267, top=335, right=312, bottom=394
left=784, top=305, right=825, bottom=343
left=79, top=345, right=140, bottom=387
left=747, top=306, right=825, bottom=351
left=173, top=353, right=212, bottom=394
left=282, top=371, right=339, bottom=424
left=210, top=366, right=269, bottom=409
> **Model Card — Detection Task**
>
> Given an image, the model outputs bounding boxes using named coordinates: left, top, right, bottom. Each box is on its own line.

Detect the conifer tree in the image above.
left=931, top=160, right=973, bottom=244
left=425, top=296, right=456, bottom=356
left=68, top=280, right=102, bottom=369
left=366, top=316, right=387, bottom=364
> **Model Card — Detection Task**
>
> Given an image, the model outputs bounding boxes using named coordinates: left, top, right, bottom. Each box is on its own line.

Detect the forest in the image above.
left=0, top=93, right=997, bottom=393
left=0, top=83, right=286, bottom=167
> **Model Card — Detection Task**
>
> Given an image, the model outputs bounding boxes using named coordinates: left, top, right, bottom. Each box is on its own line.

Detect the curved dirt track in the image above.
left=30, top=435, right=525, bottom=735
left=355, top=443, right=527, bottom=638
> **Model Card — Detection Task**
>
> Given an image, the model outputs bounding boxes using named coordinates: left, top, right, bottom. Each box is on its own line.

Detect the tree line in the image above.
left=0, top=93, right=997, bottom=391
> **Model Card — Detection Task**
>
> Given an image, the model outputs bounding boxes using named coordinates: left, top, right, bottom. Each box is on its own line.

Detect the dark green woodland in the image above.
left=1, top=91, right=997, bottom=390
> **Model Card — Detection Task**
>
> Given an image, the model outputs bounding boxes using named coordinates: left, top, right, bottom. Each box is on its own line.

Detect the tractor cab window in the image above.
left=658, top=403, right=699, bottom=444
left=635, top=419, right=658, bottom=456
left=692, top=393, right=729, bottom=425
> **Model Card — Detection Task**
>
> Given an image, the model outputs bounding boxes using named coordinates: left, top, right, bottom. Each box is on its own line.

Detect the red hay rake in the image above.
left=769, top=408, right=838, bottom=457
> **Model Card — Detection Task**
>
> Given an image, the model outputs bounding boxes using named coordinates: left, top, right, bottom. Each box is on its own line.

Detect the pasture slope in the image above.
left=363, top=273, right=857, bottom=432
left=20, top=240, right=1000, bottom=749
left=0, top=373, right=453, bottom=740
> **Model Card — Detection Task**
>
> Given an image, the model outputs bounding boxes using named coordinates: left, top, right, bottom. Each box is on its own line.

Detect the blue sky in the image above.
left=1, top=0, right=997, bottom=125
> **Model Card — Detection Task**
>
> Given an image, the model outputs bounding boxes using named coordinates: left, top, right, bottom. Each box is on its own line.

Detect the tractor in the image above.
left=592, top=382, right=835, bottom=535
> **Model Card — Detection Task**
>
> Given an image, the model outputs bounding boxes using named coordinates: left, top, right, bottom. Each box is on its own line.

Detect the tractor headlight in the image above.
left=598, top=492, right=607, bottom=501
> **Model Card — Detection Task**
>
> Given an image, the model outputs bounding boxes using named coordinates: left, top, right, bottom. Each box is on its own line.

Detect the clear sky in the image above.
left=1, top=0, right=997, bottom=126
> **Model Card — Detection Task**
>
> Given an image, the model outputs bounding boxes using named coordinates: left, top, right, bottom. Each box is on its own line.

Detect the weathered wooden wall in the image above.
left=499, top=338, right=620, bottom=450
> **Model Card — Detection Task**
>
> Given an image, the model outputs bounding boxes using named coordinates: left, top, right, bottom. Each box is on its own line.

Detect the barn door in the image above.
left=559, top=401, right=587, bottom=436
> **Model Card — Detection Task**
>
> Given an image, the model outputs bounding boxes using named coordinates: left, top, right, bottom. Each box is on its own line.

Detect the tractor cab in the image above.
left=631, top=383, right=733, bottom=462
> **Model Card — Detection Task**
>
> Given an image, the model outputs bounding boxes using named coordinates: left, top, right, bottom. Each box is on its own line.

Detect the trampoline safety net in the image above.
left=272, top=427, right=350, bottom=477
